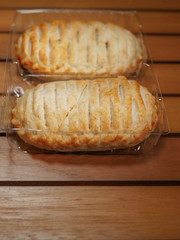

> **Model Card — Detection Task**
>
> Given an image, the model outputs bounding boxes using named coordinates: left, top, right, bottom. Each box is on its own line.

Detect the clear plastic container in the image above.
left=3, top=9, right=169, bottom=154
left=10, top=9, right=147, bottom=80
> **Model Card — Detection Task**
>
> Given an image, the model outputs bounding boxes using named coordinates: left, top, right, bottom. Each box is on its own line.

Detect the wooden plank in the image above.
left=0, top=136, right=179, bottom=181
left=0, top=10, right=14, bottom=32
left=0, top=62, right=6, bottom=93
left=1, top=34, right=180, bottom=61
left=0, top=34, right=9, bottom=60
left=1, top=10, right=180, bottom=34
left=164, top=97, right=180, bottom=133
left=0, top=186, right=180, bottom=239
left=0, top=0, right=180, bottom=10
left=138, top=11, right=180, bottom=34
left=153, top=64, right=180, bottom=95
left=1, top=62, right=180, bottom=95
left=145, top=35, right=180, bottom=62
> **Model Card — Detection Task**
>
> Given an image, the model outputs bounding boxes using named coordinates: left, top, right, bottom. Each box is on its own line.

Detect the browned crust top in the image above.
left=12, top=77, right=158, bottom=151
left=16, top=20, right=144, bottom=78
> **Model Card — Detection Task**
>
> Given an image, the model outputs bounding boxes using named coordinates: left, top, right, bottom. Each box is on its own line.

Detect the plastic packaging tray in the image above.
left=10, top=9, right=147, bottom=81
left=3, top=9, right=169, bottom=154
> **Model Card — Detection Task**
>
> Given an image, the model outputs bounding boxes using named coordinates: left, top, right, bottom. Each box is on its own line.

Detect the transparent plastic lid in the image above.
left=2, top=9, right=169, bottom=154
left=10, top=9, right=147, bottom=81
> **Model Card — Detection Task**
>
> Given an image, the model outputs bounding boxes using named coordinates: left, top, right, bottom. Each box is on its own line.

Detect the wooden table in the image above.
left=0, top=1, right=180, bottom=239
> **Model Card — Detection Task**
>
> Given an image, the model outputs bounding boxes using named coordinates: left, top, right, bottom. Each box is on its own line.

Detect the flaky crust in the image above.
left=16, top=20, right=144, bottom=80
left=12, top=77, right=158, bottom=151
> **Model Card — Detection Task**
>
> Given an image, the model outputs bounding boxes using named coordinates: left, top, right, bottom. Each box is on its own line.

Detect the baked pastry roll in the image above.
left=16, top=20, right=144, bottom=80
left=12, top=77, right=158, bottom=151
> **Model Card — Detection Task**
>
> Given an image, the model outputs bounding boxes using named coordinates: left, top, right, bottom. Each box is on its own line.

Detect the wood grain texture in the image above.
left=0, top=136, right=179, bottom=181
left=0, top=62, right=6, bottom=93
left=0, top=1, right=180, bottom=240
left=164, top=97, right=180, bottom=133
left=139, top=11, right=180, bottom=34
left=145, top=35, right=180, bottom=62
left=0, top=0, right=180, bottom=10
left=0, top=186, right=180, bottom=239
left=0, top=10, right=14, bottom=32
left=153, top=64, right=180, bottom=95
left=0, top=34, right=9, bottom=60
left=1, top=10, right=180, bottom=34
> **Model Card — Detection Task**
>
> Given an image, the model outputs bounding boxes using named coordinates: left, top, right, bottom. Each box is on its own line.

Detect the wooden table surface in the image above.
left=0, top=0, right=180, bottom=239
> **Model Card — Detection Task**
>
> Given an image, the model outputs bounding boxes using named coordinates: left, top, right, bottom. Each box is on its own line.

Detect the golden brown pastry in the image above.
left=12, top=77, right=158, bottom=151
left=16, top=20, right=144, bottom=80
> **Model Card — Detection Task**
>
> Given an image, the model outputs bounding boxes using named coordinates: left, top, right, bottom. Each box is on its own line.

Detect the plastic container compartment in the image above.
left=3, top=9, right=169, bottom=154
left=10, top=9, right=147, bottom=81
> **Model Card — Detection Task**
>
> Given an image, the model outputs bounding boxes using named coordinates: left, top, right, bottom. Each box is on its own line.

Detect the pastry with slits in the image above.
left=16, top=20, right=145, bottom=80
left=12, top=77, right=158, bottom=151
